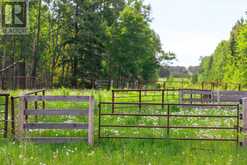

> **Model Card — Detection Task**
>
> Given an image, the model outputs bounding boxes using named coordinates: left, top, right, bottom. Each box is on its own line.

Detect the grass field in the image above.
left=0, top=89, right=246, bottom=165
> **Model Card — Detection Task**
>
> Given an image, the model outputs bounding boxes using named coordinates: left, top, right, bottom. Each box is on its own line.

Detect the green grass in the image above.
left=0, top=89, right=246, bottom=165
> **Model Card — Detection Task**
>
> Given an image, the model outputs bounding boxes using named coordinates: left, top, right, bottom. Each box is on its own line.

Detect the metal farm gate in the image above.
left=99, top=102, right=240, bottom=144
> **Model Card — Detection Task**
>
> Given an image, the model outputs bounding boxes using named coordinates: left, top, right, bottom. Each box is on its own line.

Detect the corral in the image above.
left=0, top=87, right=247, bottom=145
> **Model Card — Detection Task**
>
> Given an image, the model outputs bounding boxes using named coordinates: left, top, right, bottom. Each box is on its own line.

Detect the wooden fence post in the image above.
left=17, top=96, right=25, bottom=140
left=216, top=90, right=220, bottom=104
left=110, top=80, right=114, bottom=89
left=88, top=96, right=94, bottom=145
left=179, top=90, right=183, bottom=104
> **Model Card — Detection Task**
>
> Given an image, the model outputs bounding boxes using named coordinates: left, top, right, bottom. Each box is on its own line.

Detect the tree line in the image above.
left=0, top=0, right=175, bottom=88
left=197, top=16, right=247, bottom=85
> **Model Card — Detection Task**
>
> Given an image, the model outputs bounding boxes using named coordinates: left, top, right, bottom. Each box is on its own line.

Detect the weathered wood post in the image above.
left=216, top=90, right=220, bottom=104
left=179, top=89, right=183, bottom=104
left=241, top=97, right=247, bottom=146
left=17, top=96, right=25, bottom=140
left=88, top=96, right=94, bottom=145
left=110, top=80, right=114, bottom=89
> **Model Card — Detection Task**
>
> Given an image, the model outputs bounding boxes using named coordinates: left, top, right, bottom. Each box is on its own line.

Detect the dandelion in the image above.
left=88, top=151, right=95, bottom=156
left=39, top=162, right=46, bottom=165
left=19, top=154, right=23, bottom=159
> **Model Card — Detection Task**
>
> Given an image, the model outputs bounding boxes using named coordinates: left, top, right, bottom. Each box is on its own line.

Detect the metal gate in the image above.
left=0, top=94, right=9, bottom=138
left=99, top=102, right=240, bottom=144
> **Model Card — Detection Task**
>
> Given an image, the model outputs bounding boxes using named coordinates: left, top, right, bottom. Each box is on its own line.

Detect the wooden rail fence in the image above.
left=180, top=89, right=247, bottom=104
left=17, top=96, right=94, bottom=144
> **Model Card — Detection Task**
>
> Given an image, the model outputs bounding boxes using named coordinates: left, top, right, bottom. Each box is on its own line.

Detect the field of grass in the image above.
left=0, top=89, right=246, bottom=165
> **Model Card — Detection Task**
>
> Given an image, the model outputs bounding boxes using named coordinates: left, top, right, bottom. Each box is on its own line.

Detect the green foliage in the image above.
left=198, top=19, right=247, bottom=85
left=0, top=0, right=174, bottom=88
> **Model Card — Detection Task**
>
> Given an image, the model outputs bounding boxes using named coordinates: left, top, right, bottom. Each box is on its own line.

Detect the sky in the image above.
left=144, top=0, right=247, bottom=67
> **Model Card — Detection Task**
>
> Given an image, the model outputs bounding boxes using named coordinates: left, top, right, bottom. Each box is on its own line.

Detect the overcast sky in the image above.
left=144, top=0, right=247, bottom=67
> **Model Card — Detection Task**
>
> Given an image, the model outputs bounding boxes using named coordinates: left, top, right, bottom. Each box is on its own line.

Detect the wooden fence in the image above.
left=180, top=89, right=247, bottom=104
left=17, top=96, right=94, bottom=144
left=11, top=89, right=46, bottom=137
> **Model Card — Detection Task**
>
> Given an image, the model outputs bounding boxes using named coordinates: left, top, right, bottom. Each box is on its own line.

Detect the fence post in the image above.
left=17, top=96, right=25, bottom=140
left=190, top=89, right=193, bottom=104
left=35, top=92, right=38, bottom=122
left=88, top=96, right=94, bottom=145
left=216, top=90, right=220, bottom=104
left=139, top=90, right=142, bottom=111
left=241, top=98, right=247, bottom=146
left=201, top=82, right=204, bottom=90
left=163, top=81, right=166, bottom=89
left=112, top=90, right=115, bottom=113
left=167, top=105, right=170, bottom=136
left=110, top=80, right=114, bottom=89
left=11, top=97, right=15, bottom=137
left=179, top=90, right=183, bottom=104
left=4, top=95, right=9, bottom=138
left=162, top=89, right=165, bottom=109
left=98, top=103, right=101, bottom=139
left=42, top=90, right=45, bottom=109
left=25, top=99, right=28, bottom=122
